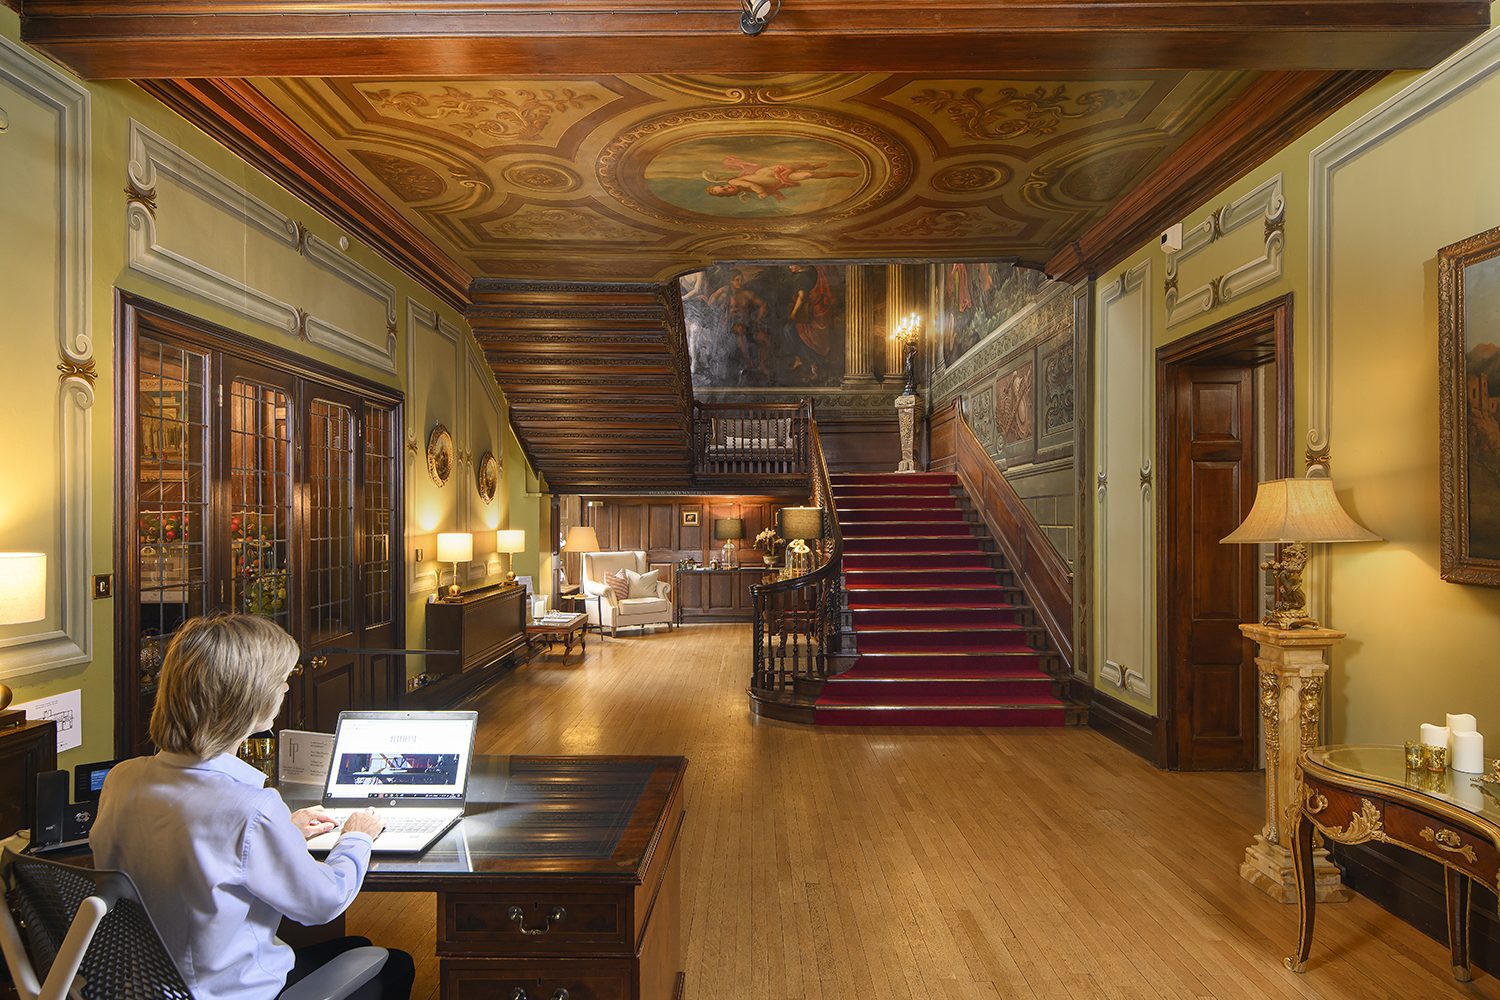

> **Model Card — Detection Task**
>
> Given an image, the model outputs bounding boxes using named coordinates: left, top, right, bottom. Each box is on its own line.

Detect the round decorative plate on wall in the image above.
left=427, top=424, right=454, bottom=486
left=476, top=450, right=499, bottom=505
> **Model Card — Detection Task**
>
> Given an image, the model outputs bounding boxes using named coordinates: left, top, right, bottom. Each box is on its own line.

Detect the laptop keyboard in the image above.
left=380, top=815, right=447, bottom=836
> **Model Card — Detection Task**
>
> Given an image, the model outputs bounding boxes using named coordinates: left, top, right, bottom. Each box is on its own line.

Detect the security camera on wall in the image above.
left=1161, top=223, right=1184, bottom=254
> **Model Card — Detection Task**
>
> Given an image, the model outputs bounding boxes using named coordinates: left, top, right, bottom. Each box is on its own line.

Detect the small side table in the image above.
left=525, top=612, right=589, bottom=663
left=559, top=591, right=606, bottom=636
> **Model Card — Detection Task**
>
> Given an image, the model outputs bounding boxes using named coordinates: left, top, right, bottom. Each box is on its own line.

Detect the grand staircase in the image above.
left=816, top=471, right=1077, bottom=727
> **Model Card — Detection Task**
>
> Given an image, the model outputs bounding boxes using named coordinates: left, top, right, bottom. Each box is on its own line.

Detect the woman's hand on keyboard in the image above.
left=290, top=807, right=339, bottom=841
left=342, top=807, right=385, bottom=840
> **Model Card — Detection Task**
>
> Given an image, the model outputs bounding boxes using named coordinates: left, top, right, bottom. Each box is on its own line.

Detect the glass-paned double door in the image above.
left=120, top=316, right=402, bottom=758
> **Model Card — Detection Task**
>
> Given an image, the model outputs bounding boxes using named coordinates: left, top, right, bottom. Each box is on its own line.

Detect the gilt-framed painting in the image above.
left=1439, top=224, right=1500, bottom=586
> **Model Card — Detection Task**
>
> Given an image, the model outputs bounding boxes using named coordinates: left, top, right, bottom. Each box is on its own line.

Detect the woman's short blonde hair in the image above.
left=149, top=614, right=299, bottom=759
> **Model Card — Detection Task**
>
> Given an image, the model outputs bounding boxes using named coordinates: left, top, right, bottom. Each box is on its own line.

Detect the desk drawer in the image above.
left=442, top=891, right=631, bottom=956
left=1301, top=777, right=1377, bottom=836
left=442, top=958, right=632, bottom=1000
left=1385, top=803, right=1500, bottom=886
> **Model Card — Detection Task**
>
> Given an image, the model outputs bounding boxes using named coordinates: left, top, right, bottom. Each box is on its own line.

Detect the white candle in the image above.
left=1447, top=713, right=1478, bottom=734
left=1454, top=731, right=1485, bottom=773
left=1420, top=723, right=1450, bottom=748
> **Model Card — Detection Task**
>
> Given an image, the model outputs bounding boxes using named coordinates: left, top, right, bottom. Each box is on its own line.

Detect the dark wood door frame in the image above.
left=1156, top=294, right=1292, bottom=771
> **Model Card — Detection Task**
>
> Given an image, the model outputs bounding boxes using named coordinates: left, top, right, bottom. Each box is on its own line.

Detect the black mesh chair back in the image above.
left=3, top=848, right=192, bottom=1000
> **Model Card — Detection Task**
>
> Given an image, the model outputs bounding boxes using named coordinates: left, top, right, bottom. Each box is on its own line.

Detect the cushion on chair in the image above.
left=617, top=597, right=670, bottom=616
left=624, top=569, right=660, bottom=599
left=604, top=569, right=631, bottom=602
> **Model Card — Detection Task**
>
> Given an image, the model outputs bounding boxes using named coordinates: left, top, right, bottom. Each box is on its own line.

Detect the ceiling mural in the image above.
left=250, top=71, right=1251, bottom=282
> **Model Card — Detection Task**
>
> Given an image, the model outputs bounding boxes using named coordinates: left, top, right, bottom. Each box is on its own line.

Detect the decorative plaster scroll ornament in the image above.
left=57, top=358, right=97, bottom=387
left=476, top=451, right=499, bottom=505
left=427, top=424, right=454, bottom=486
left=0, top=103, right=7, bottom=132
left=908, top=85, right=1138, bottom=141
left=1164, top=173, right=1285, bottom=327
left=124, top=178, right=157, bottom=219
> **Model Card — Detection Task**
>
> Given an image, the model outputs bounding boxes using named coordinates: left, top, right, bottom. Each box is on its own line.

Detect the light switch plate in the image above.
left=92, top=574, right=112, bottom=599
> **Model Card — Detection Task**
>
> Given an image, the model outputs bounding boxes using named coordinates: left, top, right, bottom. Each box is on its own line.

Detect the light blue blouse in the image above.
left=91, top=751, right=372, bottom=1000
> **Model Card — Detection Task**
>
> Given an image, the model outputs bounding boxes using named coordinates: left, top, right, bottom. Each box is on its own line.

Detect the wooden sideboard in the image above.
left=674, top=567, right=774, bottom=623
left=425, top=584, right=528, bottom=676
left=0, top=719, right=57, bottom=841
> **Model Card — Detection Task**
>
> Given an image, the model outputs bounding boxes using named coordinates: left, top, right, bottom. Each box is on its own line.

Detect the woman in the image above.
left=91, top=614, right=414, bottom=1000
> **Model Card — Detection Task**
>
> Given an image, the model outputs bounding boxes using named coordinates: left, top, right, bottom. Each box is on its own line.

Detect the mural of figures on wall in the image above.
left=940, top=263, right=1049, bottom=366
left=682, top=264, right=846, bottom=387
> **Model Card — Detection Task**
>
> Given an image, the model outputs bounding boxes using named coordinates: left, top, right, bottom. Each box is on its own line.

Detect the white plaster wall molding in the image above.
left=1164, top=173, right=1286, bottom=328
left=0, top=35, right=93, bottom=678
left=126, top=120, right=398, bottom=374
left=1096, top=260, right=1153, bottom=699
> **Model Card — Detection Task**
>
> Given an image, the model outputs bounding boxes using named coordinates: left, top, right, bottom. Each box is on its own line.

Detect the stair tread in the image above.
left=832, top=667, right=1052, bottom=681
left=850, top=603, right=1020, bottom=611
left=815, top=693, right=1066, bottom=708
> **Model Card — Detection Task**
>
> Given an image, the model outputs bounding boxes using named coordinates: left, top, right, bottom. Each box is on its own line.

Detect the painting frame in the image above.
left=681, top=510, right=700, bottom=527
left=1439, top=223, right=1500, bottom=587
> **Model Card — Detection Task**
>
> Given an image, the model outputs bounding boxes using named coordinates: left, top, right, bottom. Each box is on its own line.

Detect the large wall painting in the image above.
left=682, top=264, right=846, bottom=388
left=941, top=263, right=1049, bottom=366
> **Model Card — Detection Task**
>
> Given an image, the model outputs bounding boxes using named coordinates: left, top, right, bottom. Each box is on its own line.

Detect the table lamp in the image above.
left=496, top=529, right=526, bottom=583
left=0, top=552, right=45, bottom=727
left=778, top=507, right=823, bottom=579
left=1220, top=475, right=1379, bottom=628
left=713, top=517, right=744, bottom=568
left=436, top=532, right=473, bottom=601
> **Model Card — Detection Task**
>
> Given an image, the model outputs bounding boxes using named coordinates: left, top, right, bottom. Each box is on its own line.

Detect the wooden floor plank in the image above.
left=345, top=623, right=1496, bottom=999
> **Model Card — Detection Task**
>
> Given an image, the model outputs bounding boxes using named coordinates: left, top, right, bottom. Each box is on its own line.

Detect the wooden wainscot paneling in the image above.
left=1087, top=690, right=1168, bottom=767
left=944, top=400, right=1075, bottom=672
left=820, top=416, right=902, bottom=474
left=928, top=405, right=959, bottom=473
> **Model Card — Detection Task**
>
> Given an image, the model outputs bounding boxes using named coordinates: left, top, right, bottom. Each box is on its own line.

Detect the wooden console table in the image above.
left=1288, top=744, right=1500, bottom=981
left=673, top=566, right=775, bottom=624
left=285, top=756, right=687, bottom=999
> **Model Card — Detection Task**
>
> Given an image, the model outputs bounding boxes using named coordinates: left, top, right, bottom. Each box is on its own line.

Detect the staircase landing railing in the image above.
left=749, top=417, right=841, bottom=697
left=691, top=399, right=811, bottom=484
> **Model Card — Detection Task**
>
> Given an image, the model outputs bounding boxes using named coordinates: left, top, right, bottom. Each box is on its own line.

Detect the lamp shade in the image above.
left=778, top=507, right=824, bottom=541
left=496, top=529, right=527, bottom=554
left=1220, top=477, right=1381, bottom=545
left=0, top=553, right=45, bottom=624
left=713, top=517, right=745, bottom=541
left=563, top=526, right=600, bottom=553
left=436, top=532, right=474, bottom=563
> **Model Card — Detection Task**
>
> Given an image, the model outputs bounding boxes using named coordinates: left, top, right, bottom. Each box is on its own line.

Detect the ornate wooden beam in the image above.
left=1045, top=69, right=1386, bottom=283
left=22, top=1, right=1490, bottom=78
left=137, top=78, right=472, bottom=310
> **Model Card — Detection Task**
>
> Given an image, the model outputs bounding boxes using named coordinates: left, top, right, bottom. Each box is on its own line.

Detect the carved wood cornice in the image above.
left=1045, top=70, right=1385, bottom=283
left=22, top=2, right=1488, bottom=78
left=137, top=78, right=471, bottom=310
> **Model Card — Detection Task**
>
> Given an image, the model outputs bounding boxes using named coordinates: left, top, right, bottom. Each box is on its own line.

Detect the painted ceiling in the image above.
left=250, top=71, right=1253, bottom=283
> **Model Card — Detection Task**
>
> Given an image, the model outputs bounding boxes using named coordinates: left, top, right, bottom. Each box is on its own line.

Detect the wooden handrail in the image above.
left=748, top=417, right=842, bottom=692
left=938, top=399, right=1075, bottom=672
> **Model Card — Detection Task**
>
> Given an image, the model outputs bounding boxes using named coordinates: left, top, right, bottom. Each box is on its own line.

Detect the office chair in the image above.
left=0, top=845, right=387, bottom=1000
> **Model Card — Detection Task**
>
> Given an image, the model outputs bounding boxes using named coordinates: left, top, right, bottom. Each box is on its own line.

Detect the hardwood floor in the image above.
left=347, top=623, right=1494, bottom=999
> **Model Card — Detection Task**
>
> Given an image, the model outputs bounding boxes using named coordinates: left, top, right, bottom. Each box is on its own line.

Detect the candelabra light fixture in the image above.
left=888, top=312, right=922, bottom=396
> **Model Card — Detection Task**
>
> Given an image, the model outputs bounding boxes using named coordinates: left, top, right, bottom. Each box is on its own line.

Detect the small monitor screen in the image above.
left=74, top=760, right=118, bottom=802
left=325, top=715, right=473, bottom=801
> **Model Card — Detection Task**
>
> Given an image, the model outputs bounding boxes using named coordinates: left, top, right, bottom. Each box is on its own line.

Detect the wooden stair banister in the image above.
left=938, top=399, right=1075, bottom=673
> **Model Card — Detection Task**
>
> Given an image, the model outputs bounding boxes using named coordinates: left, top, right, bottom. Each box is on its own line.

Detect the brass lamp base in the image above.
left=1260, top=542, right=1320, bottom=630
left=1262, top=608, right=1321, bottom=630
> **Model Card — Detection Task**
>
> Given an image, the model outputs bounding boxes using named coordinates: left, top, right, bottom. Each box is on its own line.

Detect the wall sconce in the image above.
left=0, top=552, right=45, bottom=721
left=435, top=532, right=473, bottom=601
left=496, top=529, right=526, bottom=583
left=740, top=0, right=780, bottom=35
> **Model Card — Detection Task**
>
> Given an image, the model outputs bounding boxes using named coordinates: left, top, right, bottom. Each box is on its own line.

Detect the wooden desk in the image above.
left=1288, top=745, right=1499, bottom=981
left=284, top=755, right=687, bottom=1000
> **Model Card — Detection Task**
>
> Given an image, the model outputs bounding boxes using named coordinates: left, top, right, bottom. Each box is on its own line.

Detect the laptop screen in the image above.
left=324, top=711, right=476, bottom=802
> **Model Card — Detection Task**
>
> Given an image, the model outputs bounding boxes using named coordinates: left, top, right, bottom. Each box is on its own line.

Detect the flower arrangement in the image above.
left=139, top=510, right=189, bottom=544
left=754, top=528, right=785, bottom=565
left=232, top=512, right=287, bottom=617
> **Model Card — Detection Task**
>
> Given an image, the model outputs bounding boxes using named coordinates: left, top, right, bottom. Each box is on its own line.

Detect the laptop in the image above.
left=304, top=710, right=477, bottom=855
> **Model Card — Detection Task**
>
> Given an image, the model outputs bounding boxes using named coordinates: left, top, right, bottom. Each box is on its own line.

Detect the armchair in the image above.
left=581, top=550, right=674, bottom=636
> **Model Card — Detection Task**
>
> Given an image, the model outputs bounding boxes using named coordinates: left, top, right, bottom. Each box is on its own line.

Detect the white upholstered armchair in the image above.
left=581, top=550, right=674, bottom=635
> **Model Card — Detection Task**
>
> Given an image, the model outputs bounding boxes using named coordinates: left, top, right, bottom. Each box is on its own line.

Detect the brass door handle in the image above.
left=289, top=663, right=304, bottom=677
left=310, top=655, right=328, bottom=672
left=1420, top=826, right=1478, bottom=863
left=507, top=905, right=566, bottom=935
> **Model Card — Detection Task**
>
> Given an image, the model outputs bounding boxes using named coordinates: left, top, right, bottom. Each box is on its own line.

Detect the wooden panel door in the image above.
left=1165, top=365, right=1259, bottom=771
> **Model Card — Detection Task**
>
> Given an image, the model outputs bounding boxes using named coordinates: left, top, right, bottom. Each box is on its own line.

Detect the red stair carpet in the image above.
left=816, top=471, right=1069, bottom=727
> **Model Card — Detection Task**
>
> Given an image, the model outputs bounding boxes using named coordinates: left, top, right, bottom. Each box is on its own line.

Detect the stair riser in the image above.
left=851, top=607, right=1021, bottom=627
left=824, top=678, right=1056, bottom=699
left=841, top=521, right=975, bottom=537
left=815, top=706, right=1068, bottom=727
left=844, top=569, right=1012, bottom=585
left=832, top=484, right=958, bottom=497
left=846, top=588, right=1023, bottom=607
left=843, top=537, right=987, bottom=555
left=836, top=497, right=960, bottom=511
left=836, top=509, right=968, bottom=525
left=843, top=554, right=998, bottom=571
left=855, top=634, right=1037, bottom=654
left=830, top=474, right=957, bottom=486
left=853, top=652, right=1046, bottom=671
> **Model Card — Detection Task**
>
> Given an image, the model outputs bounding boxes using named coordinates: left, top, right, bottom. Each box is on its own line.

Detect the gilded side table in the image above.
left=1238, top=623, right=1350, bottom=903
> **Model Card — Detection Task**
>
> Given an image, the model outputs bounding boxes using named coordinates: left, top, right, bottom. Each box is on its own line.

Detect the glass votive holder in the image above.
left=1405, top=741, right=1425, bottom=770
left=1423, top=744, right=1450, bottom=773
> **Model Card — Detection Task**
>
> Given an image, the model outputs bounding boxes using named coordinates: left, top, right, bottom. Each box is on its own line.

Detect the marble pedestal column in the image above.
left=895, top=393, right=921, bottom=473
left=1239, top=622, right=1351, bottom=903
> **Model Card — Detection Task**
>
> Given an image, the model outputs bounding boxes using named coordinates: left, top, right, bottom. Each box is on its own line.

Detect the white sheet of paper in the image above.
left=279, top=730, right=335, bottom=786
left=13, top=689, right=83, bottom=753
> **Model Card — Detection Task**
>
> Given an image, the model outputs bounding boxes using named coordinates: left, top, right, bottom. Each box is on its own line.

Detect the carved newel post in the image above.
left=890, top=312, right=922, bottom=474
left=1238, top=623, right=1350, bottom=903
left=895, top=393, right=921, bottom=473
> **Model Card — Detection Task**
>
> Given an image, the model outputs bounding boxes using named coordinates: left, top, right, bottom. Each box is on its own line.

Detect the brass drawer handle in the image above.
left=1420, top=826, right=1478, bottom=863
left=507, top=904, right=566, bottom=935
left=508, top=989, right=569, bottom=1000
left=1304, top=789, right=1329, bottom=815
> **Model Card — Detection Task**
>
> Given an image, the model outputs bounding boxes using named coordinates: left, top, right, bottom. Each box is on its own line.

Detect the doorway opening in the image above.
left=1156, top=295, right=1291, bottom=771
